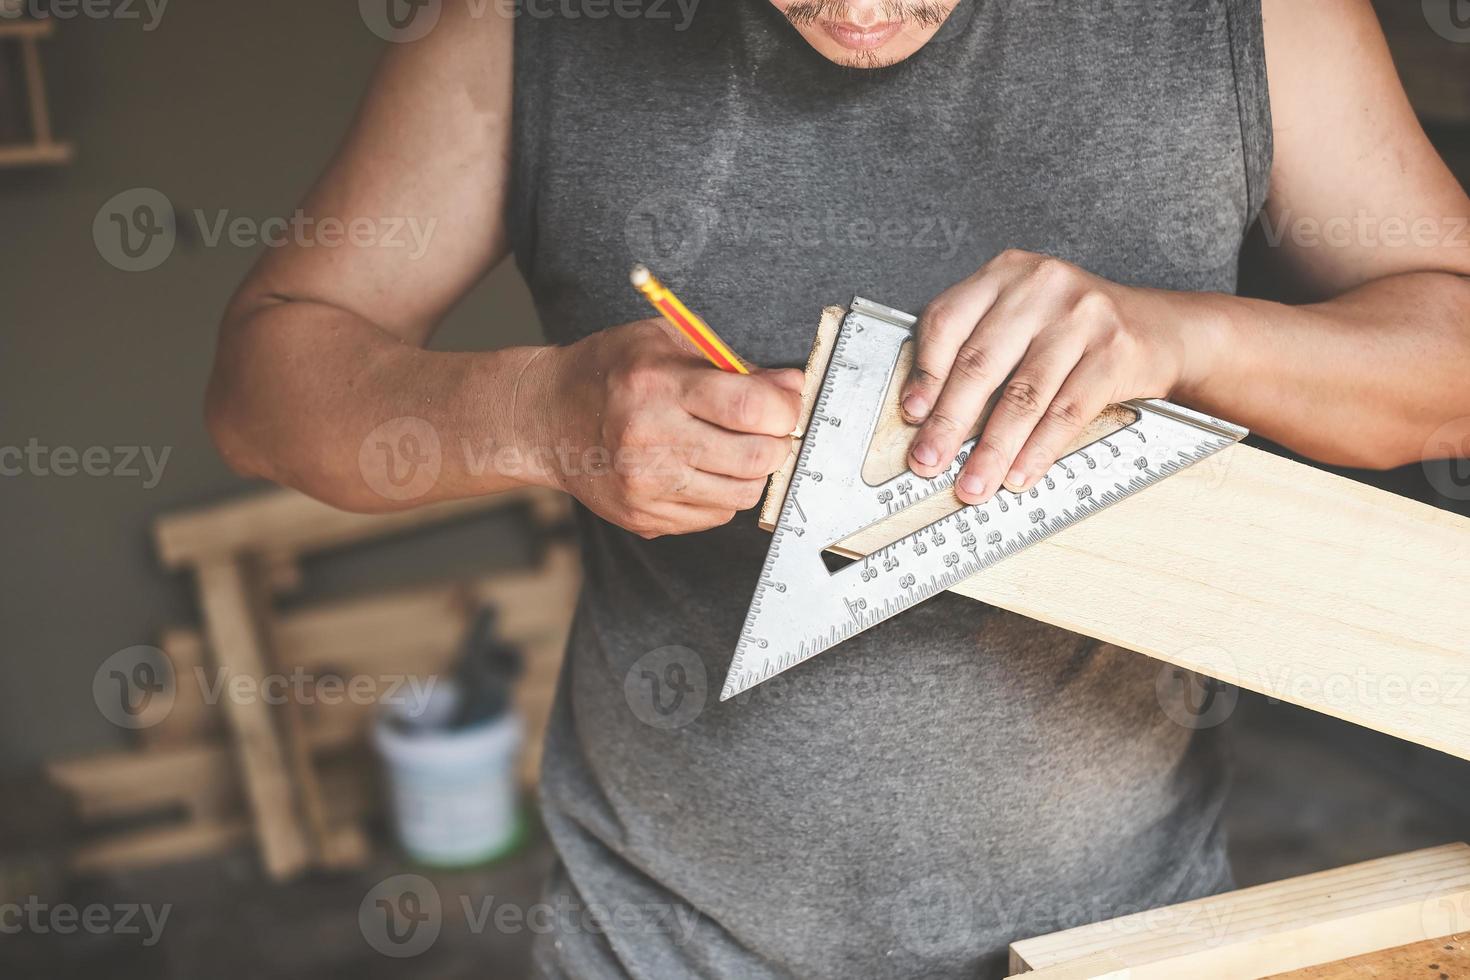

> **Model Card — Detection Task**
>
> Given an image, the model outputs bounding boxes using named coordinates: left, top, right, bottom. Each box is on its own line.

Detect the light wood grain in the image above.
left=1268, top=932, right=1470, bottom=978
left=766, top=306, right=1470, bottom=762
left=147, top=547, right=578, bottom=787
left=154, top=485, right=568, bottom=568
left=47, top=744, right=376, bottom=873
left=195, top=558, right=311, bottom=879
left=1007, top=844, right=1470, bottom=979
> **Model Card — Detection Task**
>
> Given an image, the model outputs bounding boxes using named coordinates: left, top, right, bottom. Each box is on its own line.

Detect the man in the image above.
left=206, top=1, right=1470, bottom=976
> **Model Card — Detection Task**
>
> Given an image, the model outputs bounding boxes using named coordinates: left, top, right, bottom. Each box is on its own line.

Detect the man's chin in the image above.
left=790, top=22, right=948, bottom=68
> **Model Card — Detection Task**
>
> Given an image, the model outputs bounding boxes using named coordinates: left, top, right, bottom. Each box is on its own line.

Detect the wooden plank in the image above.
left=149, top=547, right=578, bottom=775
left=0, top=21, right=53, bottom=40
left=135, top=628, right=219, bottom=748
left=1269, top=933, right=1470, bottom=978
left=1007, top=844, right=1470, bottom=979
left=768, top=307, right=1470, bottom=762
left=48, top=745, right=378, bottom=873
left=0, top=141, right=71, bottom=167
left=153, top=485, right=569, bottom=568
left=69, top=820, right=252, bottom=874
left=239, top=555, right=367, bottom=869
left=46, top=744, right=240, bottom=822
left=195, top=558, right=311, bottom=879
left=18, top=36, right=49, bottom=145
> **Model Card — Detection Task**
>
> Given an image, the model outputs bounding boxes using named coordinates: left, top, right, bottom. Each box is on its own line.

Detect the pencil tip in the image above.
left=629, top=263, right=650, bottom=287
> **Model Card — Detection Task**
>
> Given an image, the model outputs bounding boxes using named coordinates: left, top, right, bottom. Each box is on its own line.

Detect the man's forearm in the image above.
left=206, top=300, right=562, bottom=512
left=1174, top=272, right=1470, bottom=469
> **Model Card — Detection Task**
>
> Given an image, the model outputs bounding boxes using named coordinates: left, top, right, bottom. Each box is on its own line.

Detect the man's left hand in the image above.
left=902, top=249, right=1214, bottom=504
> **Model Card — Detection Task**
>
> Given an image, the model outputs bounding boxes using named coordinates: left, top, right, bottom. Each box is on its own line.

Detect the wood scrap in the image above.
left=0, top=20, right=72, bottom=168
left=153, top=485, right=569, bottom=569
left=193, top=558, right=312, bottom=879
left=45, top=745, right=375, bottom=875
left=146, top=545, right=578, bottom=783
left=145, top=485, right=574, bottom=878
left=766, top=306, right=1470, bottom=763
left=1007, top=843, right=1470, bottom=979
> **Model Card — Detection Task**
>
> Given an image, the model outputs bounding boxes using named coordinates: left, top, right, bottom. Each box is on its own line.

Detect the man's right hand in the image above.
left=527, top=319, right=805, bottom=539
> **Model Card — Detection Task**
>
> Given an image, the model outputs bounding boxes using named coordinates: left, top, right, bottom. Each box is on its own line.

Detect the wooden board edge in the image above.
left=154, top=486, right=564, bottom=569
left=1007, top=843, right=1470, bottom=979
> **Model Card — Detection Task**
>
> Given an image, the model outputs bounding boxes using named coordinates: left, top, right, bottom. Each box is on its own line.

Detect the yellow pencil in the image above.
left=630, top=264, right=751, bottom=374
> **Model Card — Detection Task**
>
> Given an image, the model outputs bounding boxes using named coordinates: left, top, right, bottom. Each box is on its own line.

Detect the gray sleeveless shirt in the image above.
left=508, top=3, right=1272, bottom=977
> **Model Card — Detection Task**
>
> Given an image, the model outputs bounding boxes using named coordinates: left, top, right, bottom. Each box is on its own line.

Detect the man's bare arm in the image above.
left=900, top=0, right=1470, bottom=501
left=205, top=4, right=534, bottom=512
left=1174, top=0, right=1470, bottom=468
left=206, top=8, right=801, bottom=528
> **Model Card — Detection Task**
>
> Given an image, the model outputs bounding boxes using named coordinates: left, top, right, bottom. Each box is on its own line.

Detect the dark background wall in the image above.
left=0, top=2, right=540, bottom=772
